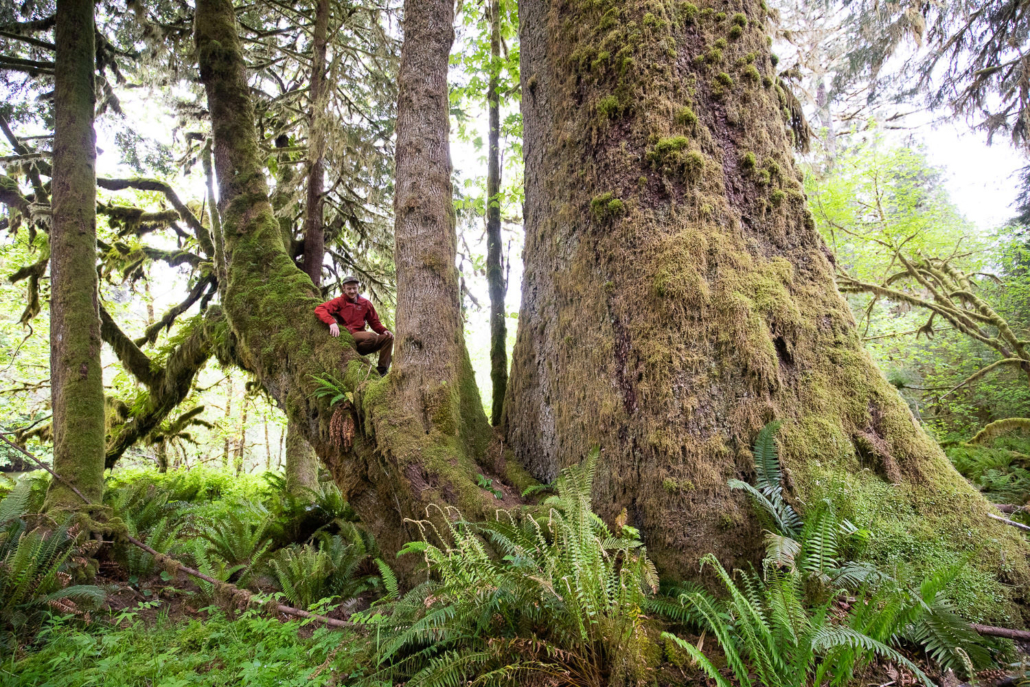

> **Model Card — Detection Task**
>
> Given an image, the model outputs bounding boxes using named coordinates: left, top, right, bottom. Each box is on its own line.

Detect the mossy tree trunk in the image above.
left=194, top=0, right=503, bottom=569
left=506, top=0, right=1030, bottom=614
left=486, top=0, right=507, bottom=426
left=46, top=0, right=106, bottom=510
left=284, top=419, right=319, bottom=501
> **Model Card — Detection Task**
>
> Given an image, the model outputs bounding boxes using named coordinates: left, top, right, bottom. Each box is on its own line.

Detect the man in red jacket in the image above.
left=314, top=276, right=394, bottom=376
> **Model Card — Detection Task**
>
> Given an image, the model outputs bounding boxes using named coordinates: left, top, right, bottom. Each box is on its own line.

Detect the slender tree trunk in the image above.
left=507, top=0, right=1030, bottom=611
left=222, top=376, right=233, bottom=468
left=195, top=0, right=505, bottom=572
left=486, top=0, right=507, bottom=426
left=301, top=0, right=329, bottom=287
left=264, top=418, right=271, bottom=471
left=285, top=418, right=319, bottom=501
left=155, top=442, right=169, bottom=473
left=46, top=0, right=105, bottom=510
left=234, top=395, right=248, bottom=475
left=203, top=140, right=227, bottom=294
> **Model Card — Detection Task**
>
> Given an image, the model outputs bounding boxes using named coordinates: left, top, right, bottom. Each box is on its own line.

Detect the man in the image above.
left=315, top=276, right=394, bottom=376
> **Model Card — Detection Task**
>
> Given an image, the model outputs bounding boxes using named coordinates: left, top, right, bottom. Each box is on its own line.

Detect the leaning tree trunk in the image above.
left=195, top=0, right=506, bottom=570
left=46, top=0, right=105, bottom=510
left=507, top=0, right=1030, bottom=615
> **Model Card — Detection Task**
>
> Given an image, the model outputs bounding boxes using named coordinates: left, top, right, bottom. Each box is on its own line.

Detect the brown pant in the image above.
left=351, top=330, right=393, bottom=370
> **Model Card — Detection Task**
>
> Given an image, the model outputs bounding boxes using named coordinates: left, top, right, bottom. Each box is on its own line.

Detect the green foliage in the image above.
left=269, top=530, right=386, bottom=609
left=199, top=507, right=272, bottom=585
left=2, top=605, right=361, bottom=686
left=0, top=482, right=103, bottom=645
left=309, top=373, right=352, bottom=408
left=663, top=554, right=933, bottom=687
left=361, top=450, right=660, bottom=686
left=717, top=422, right=991, bottom=677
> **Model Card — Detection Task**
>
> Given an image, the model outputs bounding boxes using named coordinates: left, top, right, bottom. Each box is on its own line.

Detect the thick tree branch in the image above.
left=99, top=305, right=161, bottom=388
left=98, top=178, right=215, bottom=257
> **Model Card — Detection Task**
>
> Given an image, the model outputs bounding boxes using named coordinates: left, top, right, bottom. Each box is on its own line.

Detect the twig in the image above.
left=987, top=512, right=1030, bottom=532
left=0, top=433, right=359, bottom=631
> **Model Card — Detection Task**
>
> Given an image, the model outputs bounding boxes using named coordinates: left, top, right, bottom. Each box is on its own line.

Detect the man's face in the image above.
left=343, top=282, right=359, bottom=299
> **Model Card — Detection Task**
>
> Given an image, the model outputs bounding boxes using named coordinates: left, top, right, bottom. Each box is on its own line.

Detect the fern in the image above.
left=0, top=517, right=103, bottom=642
left=360, top=450, right=658, bottom=687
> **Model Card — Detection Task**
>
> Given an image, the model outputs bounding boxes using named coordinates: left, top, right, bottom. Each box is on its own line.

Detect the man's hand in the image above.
left=329, top=323, right=340, bottom=337
left=383, top=330, right=393, bottom=339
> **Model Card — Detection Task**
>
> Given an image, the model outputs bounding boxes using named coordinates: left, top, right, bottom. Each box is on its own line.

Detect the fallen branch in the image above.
left=969, top=623, right=1030, bottom=641
left=0, top=434, right=359, bottom=631
left=988, top=512, right=1030, bottom=532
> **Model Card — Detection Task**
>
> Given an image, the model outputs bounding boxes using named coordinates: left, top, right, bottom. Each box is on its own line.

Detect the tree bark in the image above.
left=194, top=0, right=504, bottom=572
left=234, top=395, right=248, bottom=475
left=46, top=0, right=105, bottom=510
left=507, top=0, right=1030, bottom=612
left=222, top=375, right=233, bottom=469
left=285, top=418, right=319, bottom=501
left=301, top=0, right=329, bottom=287
left=486, top=0, right=507, bottom=426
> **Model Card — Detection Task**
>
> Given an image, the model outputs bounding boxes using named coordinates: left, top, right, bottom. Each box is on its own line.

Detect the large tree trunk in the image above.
left=301, top=0, right=329, bottom=287
left=507, top=0, right=1030, bottom=614
left=486, top=0, right=507, bottom=426
left=284, top=418, right=319, bottom=501
left=194, top=0, right=504, bottom=571
left=46, top=0, right=105, bottom=510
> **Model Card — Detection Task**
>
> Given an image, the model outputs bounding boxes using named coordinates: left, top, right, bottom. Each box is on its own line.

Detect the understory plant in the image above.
left=269, top=526, right=391, bottom=610
left=0, top=480, right=104, bottom=646
left=361, top=450, right=660, bottom=687
left=662, top=421, right=991, bottom=683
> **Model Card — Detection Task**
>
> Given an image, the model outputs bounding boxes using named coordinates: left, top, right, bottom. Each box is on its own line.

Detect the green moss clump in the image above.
left=643, top=12, right=665, bottom=28
left=676, top=106, right=698, bottom=127
left=732, top=12, right=748, bottom=26
left=591, top=51, right=610, bottom=70
left=729, top=25, right=743, bottom=39
left=699, top=7, right=714, bottom=19
left=762, top=75, right=773, bottom=88
left=713, top=72, right=734, bottom=95
left=770, top=53, right=779, bottom=66
left=596, top=94, right=621, bottom=119
left=591, top=192, right=626, bottom=220
left=770, top=189, right=786, bottom=206
left=741, top=152, right=757, bottom=170
left=638, top=175, right=648, bottom=188
left=598, top=7, right=621, bottom=31
left=714, top=11, right=726, bottom=21
left=705, top=47, right=723, bottom=63
left=757, top=169, right=771, bottom=185
left=714, top=38, right=728, bottom=49
left=743, top=65, right=761, bottom=83
left=647, top=137, right=705, bottom=181
left=679, top=2, right=698, bottom=23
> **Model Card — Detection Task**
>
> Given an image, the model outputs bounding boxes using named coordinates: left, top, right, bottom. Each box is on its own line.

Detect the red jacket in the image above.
left=314, top=295, right=388, bottom=334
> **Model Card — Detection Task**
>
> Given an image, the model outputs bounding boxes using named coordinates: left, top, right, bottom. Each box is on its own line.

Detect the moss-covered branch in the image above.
left=99, top=304, right=162, bottom=388
left=97, top=177, right=215, bottom=257
left=104, top=307, right=228, bottom=468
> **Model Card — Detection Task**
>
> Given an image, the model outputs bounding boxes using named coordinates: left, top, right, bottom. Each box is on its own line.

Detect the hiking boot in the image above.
left=377, top=366, right=389, bottom=377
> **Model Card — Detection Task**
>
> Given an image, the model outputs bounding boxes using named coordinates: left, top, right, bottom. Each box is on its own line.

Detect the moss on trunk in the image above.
left=284, top=419, right=319, bottom=501
left=46, top=0, right=105, bottom=510
left=194, top=0, right=501, bottom=571
left=507, top=0, right=1030, bottom=622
